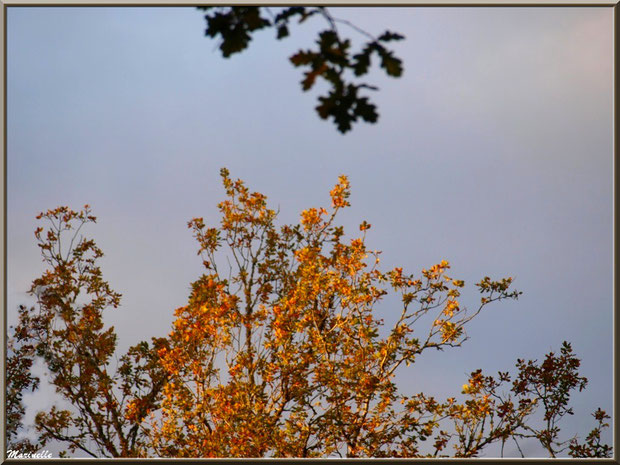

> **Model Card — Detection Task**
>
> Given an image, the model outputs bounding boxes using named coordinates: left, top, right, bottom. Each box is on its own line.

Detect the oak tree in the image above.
left=6, top=171, right=612, bottom=458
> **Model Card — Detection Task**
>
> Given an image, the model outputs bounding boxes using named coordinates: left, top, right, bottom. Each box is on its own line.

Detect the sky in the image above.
left=6, top=6, right=613, bottom=458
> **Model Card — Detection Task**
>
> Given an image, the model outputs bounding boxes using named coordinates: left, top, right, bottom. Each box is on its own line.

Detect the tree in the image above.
left=197, top=7, right=404, bottom=134
left=7, top=171, right=612, bottom=458
left=6, top=207, right=168, bottom=458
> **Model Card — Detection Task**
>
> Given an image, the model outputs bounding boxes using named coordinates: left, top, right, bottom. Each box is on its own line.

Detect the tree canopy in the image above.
left=6, top=170, right=612, bottom=458
left=197, top=7, right=404, bottom=134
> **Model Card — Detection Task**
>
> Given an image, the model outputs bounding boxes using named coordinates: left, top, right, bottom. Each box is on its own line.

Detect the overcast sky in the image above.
left=7, top=6, right=613, bottom=458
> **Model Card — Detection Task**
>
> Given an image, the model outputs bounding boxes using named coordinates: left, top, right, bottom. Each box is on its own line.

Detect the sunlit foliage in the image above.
left=7, top=171, right=611, bottom=458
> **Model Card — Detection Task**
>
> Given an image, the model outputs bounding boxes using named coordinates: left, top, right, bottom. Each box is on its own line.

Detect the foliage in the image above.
left=197, top=7, right=404, bottom=133
left=427, top=342, right=608, bottom=457
left=6, top=172, right=612, bottom=458
left=568, top=409, right=613, bottom=458
left=7, top=207, right=168, bottom=457
left=6, top=319, right=39, bottom=454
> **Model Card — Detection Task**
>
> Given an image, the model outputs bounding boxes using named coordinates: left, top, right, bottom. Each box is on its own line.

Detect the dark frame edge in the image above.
left=2, top=0, right=7, bottom=463
left=614, top=2, right=619, bottom=464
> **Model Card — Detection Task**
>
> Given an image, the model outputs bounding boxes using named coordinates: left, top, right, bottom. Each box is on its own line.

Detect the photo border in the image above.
left=1, top=1, right=616, bottom=462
